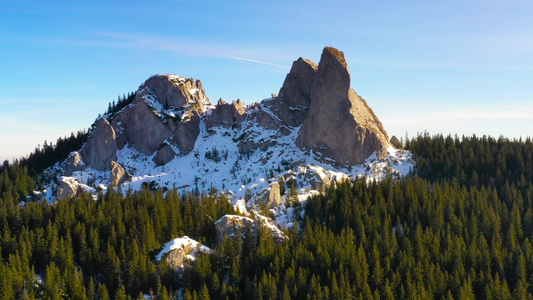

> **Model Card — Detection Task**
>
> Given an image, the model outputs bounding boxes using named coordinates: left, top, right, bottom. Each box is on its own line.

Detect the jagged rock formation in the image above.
left=296, top=47, right=390, bottom=166
left=206, top=99, right=246, bottom=130
left=49, top=47, right=414, bottom=215
left=74, top=47, right=390, bottom=172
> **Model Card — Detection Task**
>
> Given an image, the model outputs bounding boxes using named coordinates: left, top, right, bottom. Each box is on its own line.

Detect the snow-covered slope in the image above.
left=49, top=106, right=413, bottom=201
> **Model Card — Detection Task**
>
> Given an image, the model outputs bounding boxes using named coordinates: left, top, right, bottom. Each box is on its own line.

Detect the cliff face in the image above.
left=296, top=47, right=390, bottom=166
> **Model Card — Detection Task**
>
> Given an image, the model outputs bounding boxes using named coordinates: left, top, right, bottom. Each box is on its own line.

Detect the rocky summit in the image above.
left=47, top=47, right=414, bottom=223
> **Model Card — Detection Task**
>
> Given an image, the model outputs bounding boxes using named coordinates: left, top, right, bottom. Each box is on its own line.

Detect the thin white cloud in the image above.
left=230, top=56, right=290, bottom=69
left=46, top=32, right=292, bottom=67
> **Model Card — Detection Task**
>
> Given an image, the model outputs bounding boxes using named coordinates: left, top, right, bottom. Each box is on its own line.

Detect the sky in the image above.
left=1, top=0, right=532, bottom=162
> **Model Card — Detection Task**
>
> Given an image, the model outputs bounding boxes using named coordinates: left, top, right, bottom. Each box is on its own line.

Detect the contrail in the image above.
left=230, top=56, right=290, bottom=69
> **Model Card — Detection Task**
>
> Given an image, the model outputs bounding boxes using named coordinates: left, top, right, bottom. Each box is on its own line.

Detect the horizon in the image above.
left=2, top=1, right=532, bottom=162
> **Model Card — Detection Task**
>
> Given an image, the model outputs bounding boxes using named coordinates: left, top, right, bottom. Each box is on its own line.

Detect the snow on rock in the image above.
left=155, top=236, right=212, bottom=270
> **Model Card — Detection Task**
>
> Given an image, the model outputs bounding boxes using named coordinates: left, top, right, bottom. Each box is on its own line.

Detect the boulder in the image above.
left=57, top=179, right=79, bottom=200
left=296, top=47, right=390, bottom=166
left=81, top=118, right=117, bottom=171
left=153, top=144, right=176, bottom=166
left=270, top=57, right=318, bottom=127
left=156, top=236, right=213, bottom=270
left=390, top=135, right=402, bottom=149
left=206, top=99, right=246, bottom=129
left=111, top=97, right=172, bottom=155
left=109, top=161, right=127, bottom=186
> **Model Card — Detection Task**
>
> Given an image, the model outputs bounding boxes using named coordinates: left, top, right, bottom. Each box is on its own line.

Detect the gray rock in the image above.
left=62, top=152, right=86, bottom=176
left=81, top=118, right=117, bottom=171
left=270, top=57, right=318, bottom=127
left=390, top=135, right=402, bottom=149
left=215, top=214, right=287, bottom=245
left=111, top=97, right=172, bottom=155
left=173, top=113, right=200, bottom=155
left=153, top=144, right=176, bottom=166
left=206, top=99, right=246, bottom=129
left=142, top=75, right=210, bottom=113
left=303, top=167, right=331, bottom=191
left=296, top=47, right=390, bottom=166
left=247, top=182, right=281, bottom=209
left=57, top=179, right=78, bottom=200
left=109, top=161, right=127, bottom=186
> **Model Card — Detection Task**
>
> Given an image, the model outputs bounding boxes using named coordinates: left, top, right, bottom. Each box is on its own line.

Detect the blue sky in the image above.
left=1, top=0, right=532, bottom=162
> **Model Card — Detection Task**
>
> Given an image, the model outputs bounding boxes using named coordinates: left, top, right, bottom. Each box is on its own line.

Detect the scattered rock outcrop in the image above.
left=296, top=47, right=390, bottom=166
left=215, top=215, right=287, bottom=245
left=155, top=236, right=213, bottom=270
left=81, top=118, right=117, bottom=171
left=247, top=182, right=281, bottom=209
left=109, top=161, right=127, bottom=186
left=61, top=152, right=86, bottom=176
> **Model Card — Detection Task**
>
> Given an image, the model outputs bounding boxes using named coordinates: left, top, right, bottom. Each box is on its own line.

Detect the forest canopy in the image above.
left=1, top=133, right=533, bottom=299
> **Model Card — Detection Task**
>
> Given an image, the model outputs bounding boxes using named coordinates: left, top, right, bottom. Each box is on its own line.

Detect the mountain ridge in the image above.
left=44, top=47, right=414, bottom=221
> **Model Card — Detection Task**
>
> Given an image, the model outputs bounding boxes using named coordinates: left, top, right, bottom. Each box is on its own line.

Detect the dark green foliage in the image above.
left=1, top=132, right=533, bottom=298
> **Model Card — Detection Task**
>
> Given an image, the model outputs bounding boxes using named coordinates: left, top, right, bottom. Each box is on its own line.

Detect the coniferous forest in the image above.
left=1, top=134, right=533, bottom=299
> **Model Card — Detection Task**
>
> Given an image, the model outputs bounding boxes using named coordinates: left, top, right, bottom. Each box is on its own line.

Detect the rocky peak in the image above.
left=142, top=74, right=210, bottom=113
left=296, top=47, right=390, bottom=166
left=206, top=98, right=246, bottom=130
left=270, top=57, right=318, bottom=127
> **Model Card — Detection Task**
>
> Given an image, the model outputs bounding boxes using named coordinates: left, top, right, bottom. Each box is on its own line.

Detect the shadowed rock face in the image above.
left=206, top=99, right=246, bottom=129
left=296, top=47, right=390, bottom=166
left=153, top=144, right=176, bottom=166
left=80, top=118, right=117, bottom=171
left=111, top=97, right=172, bottom=155
left=270, top=58, right=318, bottom=127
